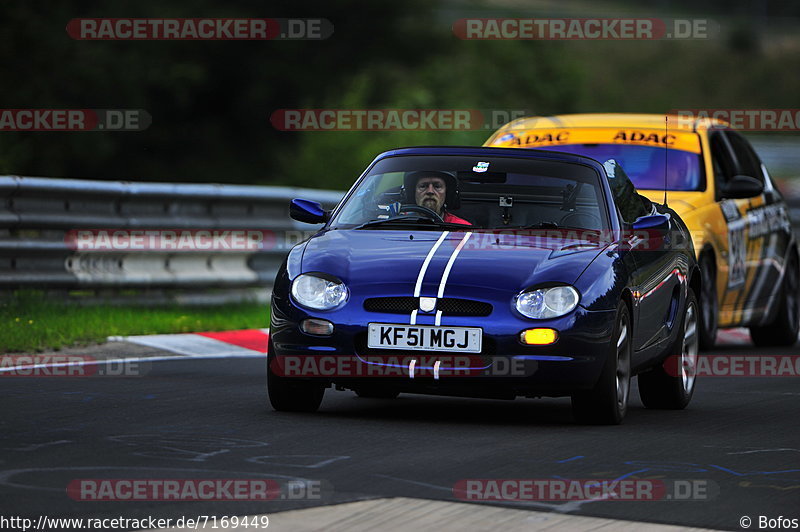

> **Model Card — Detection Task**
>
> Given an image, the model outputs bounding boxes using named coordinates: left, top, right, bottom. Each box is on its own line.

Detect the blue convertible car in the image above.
left=268, top=146, right=700, bottom=424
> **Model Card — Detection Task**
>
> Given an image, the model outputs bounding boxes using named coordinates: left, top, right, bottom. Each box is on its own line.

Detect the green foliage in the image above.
left=0, top=1, right=798, bottom=189
left=0, top=291, right=268, bottom=352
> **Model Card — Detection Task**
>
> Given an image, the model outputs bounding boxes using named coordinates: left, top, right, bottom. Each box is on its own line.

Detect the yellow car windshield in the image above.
left=525, top=143, right=703, bottom=191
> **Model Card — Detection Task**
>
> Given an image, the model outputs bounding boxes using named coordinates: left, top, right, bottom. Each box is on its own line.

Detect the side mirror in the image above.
left=720, top=175, right=763, bottom=199
left=631, top=213, right=670, bottom=231
left=630, top=213, right=671, bottom=250
left=290, top=199, right=329, bottom=224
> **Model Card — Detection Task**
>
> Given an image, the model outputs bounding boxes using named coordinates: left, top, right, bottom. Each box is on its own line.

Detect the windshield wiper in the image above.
left=501, top=222, right=603, bottom=235
left=352, top=216, right=468, bottom=230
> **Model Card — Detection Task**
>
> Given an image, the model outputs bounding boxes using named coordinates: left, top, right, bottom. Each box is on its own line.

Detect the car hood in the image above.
left=300, top=229, right=607, bottom=299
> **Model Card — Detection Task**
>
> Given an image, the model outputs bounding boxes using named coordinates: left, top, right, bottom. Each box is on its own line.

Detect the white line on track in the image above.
left=111, top=333, right=263, bottom=357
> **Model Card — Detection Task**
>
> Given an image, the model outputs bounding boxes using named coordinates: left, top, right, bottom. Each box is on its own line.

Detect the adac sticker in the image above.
left=473, top=161, right=490, bottom=173
left=499, top=133, right=515, bottom=142
left=613, top=130, right=676, bottom=145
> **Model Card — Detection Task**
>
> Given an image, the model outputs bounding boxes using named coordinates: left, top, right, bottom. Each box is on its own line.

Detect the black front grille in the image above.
left=364, top=297, right=492, bottom=317
left=364, top=296, right=417, bottom=314
left=438, top=298, right=493, bottom=316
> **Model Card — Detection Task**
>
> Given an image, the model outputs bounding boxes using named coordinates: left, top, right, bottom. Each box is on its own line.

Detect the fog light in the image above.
left=301, top=318, right=334, bottom=336
left=520, top=328, right=558, bottom=345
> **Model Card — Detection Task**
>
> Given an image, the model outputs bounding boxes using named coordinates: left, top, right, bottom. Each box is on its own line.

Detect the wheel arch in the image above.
left=698, top=243, right=716, bottom=271
left=689, top=264, right=702, bottom=301
left=620, top=288, right=634, bottom=325
left=697, top=243, right=716, bottom=299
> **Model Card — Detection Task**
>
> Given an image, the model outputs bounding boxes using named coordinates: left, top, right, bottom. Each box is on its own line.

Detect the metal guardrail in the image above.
left=2, top=175, right=799, bottom=292
left=750, top=139, right=800, bottom=176
left=775, top=180, right=800, bottom=224
left=0, top=176, right=343, bottom=289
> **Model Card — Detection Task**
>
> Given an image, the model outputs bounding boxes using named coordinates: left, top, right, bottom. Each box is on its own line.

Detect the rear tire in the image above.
left=267, top=345, right=325, bottom=413
left=572, top=301, right=631, bottom=425
left=698, top=253, right=717, bottom=350
left=639, top=289, right=698, bottom=410
left=750, top=252, right=800, bottom=347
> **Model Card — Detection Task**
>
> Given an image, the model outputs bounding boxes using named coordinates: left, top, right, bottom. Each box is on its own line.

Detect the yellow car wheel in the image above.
left=749, top=254, right=800, bottom=347
left=698, top=253, right=718, bottom=350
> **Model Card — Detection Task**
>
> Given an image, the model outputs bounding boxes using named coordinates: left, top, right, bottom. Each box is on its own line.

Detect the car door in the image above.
left=709, top=129, right=750, bottom=323
left=605, top=159, right=677, bottom=351
left=724, top=130, right=792, bottom=323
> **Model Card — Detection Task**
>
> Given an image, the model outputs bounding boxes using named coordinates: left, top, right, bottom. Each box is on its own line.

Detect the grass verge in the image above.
left=0, top=292, right=269, bottom=352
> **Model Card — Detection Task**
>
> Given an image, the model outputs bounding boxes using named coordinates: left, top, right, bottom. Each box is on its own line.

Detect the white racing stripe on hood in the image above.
left=437, top=232, right=473, bottom=298
left=414, top=231, right=449, bottom=298
left=411, top=231, right=449, bottom=324
left=408, top=231, right=472, bottom=325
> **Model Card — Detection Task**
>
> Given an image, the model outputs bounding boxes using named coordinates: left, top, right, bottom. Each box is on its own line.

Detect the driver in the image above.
left=407, top=171, right=471, bottom=226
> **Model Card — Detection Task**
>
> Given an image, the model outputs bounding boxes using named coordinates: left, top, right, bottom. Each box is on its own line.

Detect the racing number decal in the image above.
left=721, top=200, right=746, bottom=289
left=719, top=199, right=790, bottom=311
left=728, top=222, right=746, bottom=288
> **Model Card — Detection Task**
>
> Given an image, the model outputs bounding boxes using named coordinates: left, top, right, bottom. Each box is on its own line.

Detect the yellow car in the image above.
left=485, top=113, right=798, bottom=349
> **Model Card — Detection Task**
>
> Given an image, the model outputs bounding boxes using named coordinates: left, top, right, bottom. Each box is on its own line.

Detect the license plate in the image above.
left=367, top=323, right=482, bottom=353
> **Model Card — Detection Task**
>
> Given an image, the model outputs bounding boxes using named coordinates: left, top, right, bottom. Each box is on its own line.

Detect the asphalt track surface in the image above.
left=1, top=340, right=799, bottom=531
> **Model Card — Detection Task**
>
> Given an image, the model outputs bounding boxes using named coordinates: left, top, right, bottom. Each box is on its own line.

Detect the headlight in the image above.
left=515, top=286, right=580, bottom=319
left=291, top=273, right=348, bottom=310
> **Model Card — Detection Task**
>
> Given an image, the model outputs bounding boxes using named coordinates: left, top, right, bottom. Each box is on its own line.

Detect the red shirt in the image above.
left=443, top=212, right=472, bottom=226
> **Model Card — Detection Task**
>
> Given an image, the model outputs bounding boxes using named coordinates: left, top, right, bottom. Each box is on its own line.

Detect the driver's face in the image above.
left=415, top=177, right=446, bottom=214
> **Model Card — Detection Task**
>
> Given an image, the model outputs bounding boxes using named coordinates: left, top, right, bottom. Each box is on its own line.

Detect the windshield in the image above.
left=526, top=144, right=703, bottom=191
left=330, top=155, right=610, bottom=231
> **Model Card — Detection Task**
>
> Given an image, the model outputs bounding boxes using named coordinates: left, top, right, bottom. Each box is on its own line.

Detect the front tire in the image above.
left=750, top=252, right=799, bottom=347
left=639, top=289, right=698, bottom=409
left=267, top=346, right=325, bottom=413
left=572, top=301, right=631, bottom=425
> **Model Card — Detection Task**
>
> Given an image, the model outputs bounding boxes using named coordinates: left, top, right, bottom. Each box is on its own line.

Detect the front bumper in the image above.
left=269, top=285, right=617, bottom=398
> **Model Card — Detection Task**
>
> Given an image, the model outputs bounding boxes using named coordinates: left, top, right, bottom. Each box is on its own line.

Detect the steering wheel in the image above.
left=559, top=211, right=602, bottom=229
left=397, top=204, right=445, bottom=223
